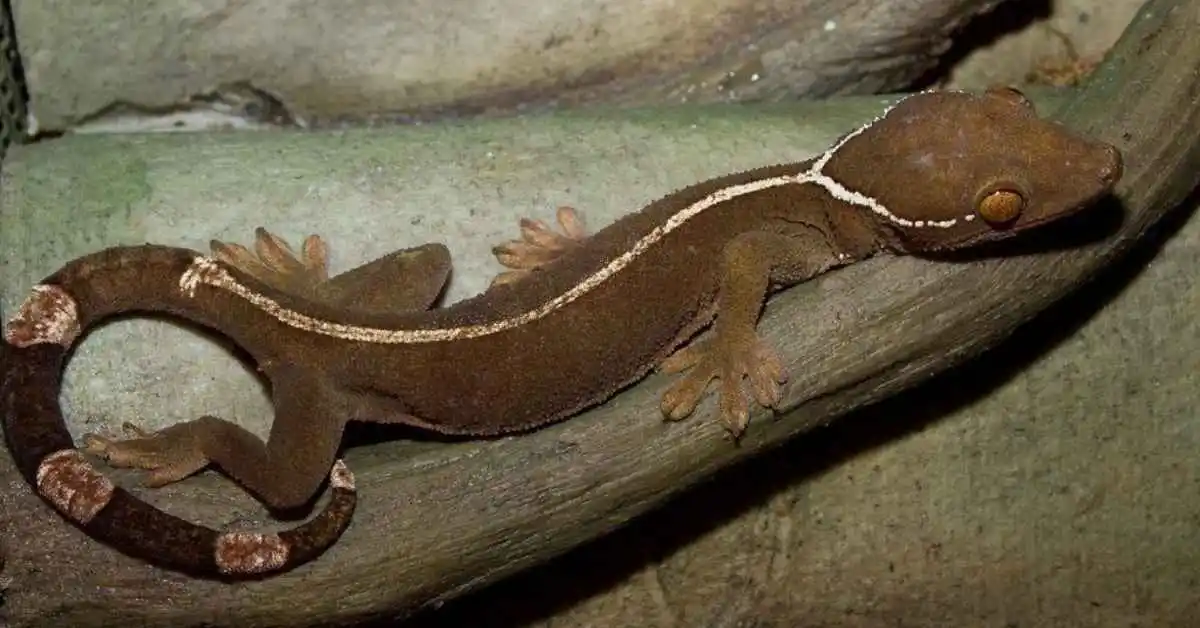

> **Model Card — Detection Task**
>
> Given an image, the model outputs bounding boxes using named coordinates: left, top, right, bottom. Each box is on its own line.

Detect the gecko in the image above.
left=0, top=87, right=1122, bottom=579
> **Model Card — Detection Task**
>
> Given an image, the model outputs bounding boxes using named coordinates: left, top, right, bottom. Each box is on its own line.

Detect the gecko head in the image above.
left=821, top=86, right=1123, bottom=252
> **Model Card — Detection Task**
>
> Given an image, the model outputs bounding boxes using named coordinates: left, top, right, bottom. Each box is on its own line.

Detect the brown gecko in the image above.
left=0, top=87, right=1121, bottom=578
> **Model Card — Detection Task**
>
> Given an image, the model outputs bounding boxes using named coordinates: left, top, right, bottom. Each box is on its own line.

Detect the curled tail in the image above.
left=0, top=246, right=357, bottom=578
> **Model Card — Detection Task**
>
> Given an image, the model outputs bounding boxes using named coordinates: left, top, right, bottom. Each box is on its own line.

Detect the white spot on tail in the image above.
left=179, top=257, right=223, bottom=298
left=4, top=285, right=82, bottom=348
left=215, top=531, right=289, bottom=574
left=36, top=449, right=114, bottom=524
left=329, top=459, right=355, bottom=491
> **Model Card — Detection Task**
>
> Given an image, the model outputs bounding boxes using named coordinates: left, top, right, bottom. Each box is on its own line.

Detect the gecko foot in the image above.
left=490, top=206, right=589, bottom=287
left=658, top=331, right=787, bottom=437
left=210, top=227, right=329, bottom=294
left=81, top=420, right=211, bottom=488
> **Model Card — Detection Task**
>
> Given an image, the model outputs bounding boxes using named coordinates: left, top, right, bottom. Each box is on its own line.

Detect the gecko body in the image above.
left=1, top=87, right=1121, bottom=577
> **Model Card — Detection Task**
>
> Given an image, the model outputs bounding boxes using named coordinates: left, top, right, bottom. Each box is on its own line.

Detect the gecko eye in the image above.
left=977, top=188, right=1025, bottom=225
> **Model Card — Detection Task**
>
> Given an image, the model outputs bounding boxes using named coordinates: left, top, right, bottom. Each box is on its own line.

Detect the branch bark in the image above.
left=2, top=0, right=1198, bottom=625
left=16, top=0, right=1008, bottom=130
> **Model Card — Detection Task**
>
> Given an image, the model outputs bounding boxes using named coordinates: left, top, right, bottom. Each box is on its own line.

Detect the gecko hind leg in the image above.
left=657, top=229, right=841, bottom=438
left=211, top=227, right=452, bottom=314
left=82, top=366, right=349, bottom=511
left=490, top=205, right=589, bottom=287
left=210, top=227, right=329, bottom=295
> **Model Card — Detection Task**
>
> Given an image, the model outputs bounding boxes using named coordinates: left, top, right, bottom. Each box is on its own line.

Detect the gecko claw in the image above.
left=118, top=420, right=155, bottom=439
left=658, top=332, right=787, bottom=436
left=719, top=375, right=751, bottom=438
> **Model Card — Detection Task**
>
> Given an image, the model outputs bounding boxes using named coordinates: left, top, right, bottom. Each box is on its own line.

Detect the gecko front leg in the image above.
left=658, top=228, right=844, bottom=437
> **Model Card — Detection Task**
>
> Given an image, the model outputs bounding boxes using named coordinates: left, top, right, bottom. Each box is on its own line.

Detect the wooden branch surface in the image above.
left=18, top=0, right=1007, bottom=130
left=2, top=0, right=1198, bottom=625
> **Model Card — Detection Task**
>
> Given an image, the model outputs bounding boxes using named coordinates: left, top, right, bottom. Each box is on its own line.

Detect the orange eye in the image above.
left=977, top=189, right=1025, bottom=224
